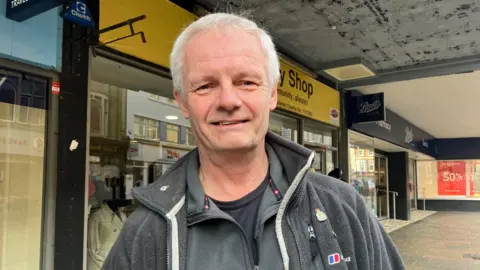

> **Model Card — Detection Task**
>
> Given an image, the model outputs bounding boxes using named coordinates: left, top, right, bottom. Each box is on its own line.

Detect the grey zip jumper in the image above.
left=102, top=131, right=405, bottom=270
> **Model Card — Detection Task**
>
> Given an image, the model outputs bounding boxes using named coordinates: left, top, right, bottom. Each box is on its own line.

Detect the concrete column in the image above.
left=387, top=152, right=411, bottom=220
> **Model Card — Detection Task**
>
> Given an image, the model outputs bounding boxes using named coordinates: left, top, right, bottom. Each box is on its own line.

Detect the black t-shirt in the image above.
left=211, top=177, right=269, bottom=265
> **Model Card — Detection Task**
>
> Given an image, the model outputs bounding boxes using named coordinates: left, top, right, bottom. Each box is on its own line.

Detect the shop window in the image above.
left=303, top=118, right=334, bottom=147
left=186, top=127, right=195, bottom=146
left=269, top=112, right=298, bottom=142
left=358, top=149, right=365, bottom=156
left=18, top=77, right=47, bottom=125
left=368, top=159, right=375, bottom=172
left=0, top=69, right=48, bottom=270
left=368, top=150, right=374, bottom=156
left=166, top=123, right=180, bottom=143
left=0, top=74, right=19, bottom=122
left=357, top=160, right=367, bottom=172
left=134, top=116, right=159, bottom=140
left=90, top=92, right=109, bottom=137
left=417, top=160, right=480, bottom=199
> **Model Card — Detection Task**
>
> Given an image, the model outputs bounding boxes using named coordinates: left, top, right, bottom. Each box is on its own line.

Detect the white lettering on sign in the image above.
left=359, top=100, right=382, bottom=114
left=422, top=139, right=429, bottom=148
left=70, top=1, right=91, bottom=22
left=376, top=121, right=391, bottom=131
left=11, top=0, right=29, bottom=8
left=405, top=127, right=413, bottom=144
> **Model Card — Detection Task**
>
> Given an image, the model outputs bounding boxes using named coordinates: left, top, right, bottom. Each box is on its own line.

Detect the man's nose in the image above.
left=216, top=82, right=242, bottom=111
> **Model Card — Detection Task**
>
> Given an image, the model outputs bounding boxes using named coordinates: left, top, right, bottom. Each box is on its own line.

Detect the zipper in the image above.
left=166, top=220, right=172, bottom=270
left=307, top=223, right=319, bottom=259
left=189, top=212, right=255, bottom=268
left=287, top=215, right=305, bottom=270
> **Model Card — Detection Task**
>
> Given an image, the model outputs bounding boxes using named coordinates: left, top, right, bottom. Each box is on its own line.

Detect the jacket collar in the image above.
left=132, top=131, right=314, bottom=216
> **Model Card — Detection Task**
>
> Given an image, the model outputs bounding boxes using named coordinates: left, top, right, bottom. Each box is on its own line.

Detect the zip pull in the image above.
left=307, top=223, right=319, bottom=259
left=307, top=223, right=316, bottom=239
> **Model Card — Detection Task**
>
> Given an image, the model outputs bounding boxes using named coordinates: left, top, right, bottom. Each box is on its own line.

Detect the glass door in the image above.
left=409, top=159, right=417, bottom=210
left=376, top=155, right=389, bottom=220
left=348, top=131, right=376, bottom=217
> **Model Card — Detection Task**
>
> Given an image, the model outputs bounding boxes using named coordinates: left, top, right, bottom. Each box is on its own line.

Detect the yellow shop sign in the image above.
left=98, top=1, right=339, bottom=126
left=278, top=60, right=340, bottom=126
left=99, top=0, right=197, bottom=69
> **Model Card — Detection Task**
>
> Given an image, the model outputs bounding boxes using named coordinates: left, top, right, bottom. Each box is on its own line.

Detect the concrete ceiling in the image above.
left=357, top=70, right=480, bottom=139
left=195, top=0, right=480, bottom=85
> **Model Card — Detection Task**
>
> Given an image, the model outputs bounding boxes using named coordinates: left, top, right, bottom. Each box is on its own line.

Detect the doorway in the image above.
left=375, top=155, right=389, bottom=220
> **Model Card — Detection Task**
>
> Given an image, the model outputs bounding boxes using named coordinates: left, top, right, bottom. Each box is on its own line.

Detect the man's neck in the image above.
left=198, top=144, right=269, bottom=202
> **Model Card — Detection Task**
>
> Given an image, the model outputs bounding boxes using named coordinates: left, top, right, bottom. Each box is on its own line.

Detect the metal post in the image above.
left=422, top=188, right=426, bottom=211
left=389, top=191, right=398, bottom=220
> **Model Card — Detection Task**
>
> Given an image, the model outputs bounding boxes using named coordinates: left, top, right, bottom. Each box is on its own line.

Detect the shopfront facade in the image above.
left=416, top=138, right=480, bottom=211
left=52, top=1, right=343, bottom=269
left=347, top=91, right=438, bottom=221
left=0, top=0, right=63, bottom=269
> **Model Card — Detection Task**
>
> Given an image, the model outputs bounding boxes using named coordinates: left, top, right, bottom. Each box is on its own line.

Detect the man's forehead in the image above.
left=184, top=29, right=264, bottom=60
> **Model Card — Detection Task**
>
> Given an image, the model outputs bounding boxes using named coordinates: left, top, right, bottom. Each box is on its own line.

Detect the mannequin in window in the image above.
left=87, top=200, right=129, bottom=270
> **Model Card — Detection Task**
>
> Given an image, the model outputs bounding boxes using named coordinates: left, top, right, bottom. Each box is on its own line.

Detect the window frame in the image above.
left=89, top=92, right=109, bottom=137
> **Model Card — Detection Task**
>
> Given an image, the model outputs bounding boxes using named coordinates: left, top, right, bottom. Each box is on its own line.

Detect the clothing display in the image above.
left=87, top=203, right=127, bottom=270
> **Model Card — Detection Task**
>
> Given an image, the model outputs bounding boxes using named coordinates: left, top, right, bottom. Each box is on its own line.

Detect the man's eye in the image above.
left=242, top=81, right=255, bottom=86
left=197, top=84, right=210, bottom=91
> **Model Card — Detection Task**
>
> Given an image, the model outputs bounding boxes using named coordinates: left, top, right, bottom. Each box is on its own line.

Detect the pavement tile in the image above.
left=389, top=212, right=480, bottom=270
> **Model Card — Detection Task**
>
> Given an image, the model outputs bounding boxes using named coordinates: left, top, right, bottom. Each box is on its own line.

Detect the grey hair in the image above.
left=169, top=12, right=280, bottom=96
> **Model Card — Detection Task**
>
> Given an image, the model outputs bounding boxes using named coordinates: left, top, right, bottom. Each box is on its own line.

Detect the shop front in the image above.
left=52, top=0, right=342, bottom=269
left=348, top=91, right=437, bottom=220
left=1, top=1, right=63, bottom=269
left=270, top=60, right=341, bottom=174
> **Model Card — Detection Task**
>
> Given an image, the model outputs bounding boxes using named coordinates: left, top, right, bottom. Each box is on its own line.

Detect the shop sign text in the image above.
left=277, top=60, right=340, bottom=126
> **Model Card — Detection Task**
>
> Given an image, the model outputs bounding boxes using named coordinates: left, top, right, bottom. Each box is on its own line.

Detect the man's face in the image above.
left=175, top=29, right=277, bottom=153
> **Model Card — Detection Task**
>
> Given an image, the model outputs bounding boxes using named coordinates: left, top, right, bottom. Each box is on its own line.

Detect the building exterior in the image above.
left=7, top=1, right=480, bottom=270
left=0, top=1, right=63, bottom=269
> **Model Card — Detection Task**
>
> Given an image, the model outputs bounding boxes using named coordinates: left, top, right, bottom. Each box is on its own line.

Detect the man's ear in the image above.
left=174, top=90, right=190, bottom=119
left=269, top=83, right=278, bottom=111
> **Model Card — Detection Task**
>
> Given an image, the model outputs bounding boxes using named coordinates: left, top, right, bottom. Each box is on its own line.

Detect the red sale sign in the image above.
left=437, top=161, right=466, bottom=195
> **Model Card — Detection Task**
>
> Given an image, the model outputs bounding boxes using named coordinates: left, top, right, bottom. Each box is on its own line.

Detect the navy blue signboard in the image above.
left=348, top=92, right=385, bottom=124
left=62, top=0, right=95, bottom=29
left=6, top=0, right=66, bottom=22
left=351, top=109, right=438, bottom=158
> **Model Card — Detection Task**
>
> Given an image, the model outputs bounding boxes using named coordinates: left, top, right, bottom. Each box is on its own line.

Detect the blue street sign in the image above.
left=62, top=0, right=95, bottom=29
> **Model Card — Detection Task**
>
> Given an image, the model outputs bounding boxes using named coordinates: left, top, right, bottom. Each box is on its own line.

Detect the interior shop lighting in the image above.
left=165, top=115, right=179, bottom=120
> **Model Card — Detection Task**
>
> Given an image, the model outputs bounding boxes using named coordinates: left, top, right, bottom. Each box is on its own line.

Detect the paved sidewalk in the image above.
left=381, top=210, right=437, bottom=233
left=389, top=212, right=480, bottom=270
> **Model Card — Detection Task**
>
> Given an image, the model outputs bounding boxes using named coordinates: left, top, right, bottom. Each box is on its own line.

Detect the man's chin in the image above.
left=210, top=140, right=259, bottom=152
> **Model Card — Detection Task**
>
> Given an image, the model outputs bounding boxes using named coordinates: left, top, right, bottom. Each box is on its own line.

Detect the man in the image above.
left=103, top=12, right=404, bottom=270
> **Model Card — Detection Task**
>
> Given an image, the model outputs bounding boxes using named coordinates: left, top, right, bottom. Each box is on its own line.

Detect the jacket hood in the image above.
left=132, top=131, right=315, bottom=215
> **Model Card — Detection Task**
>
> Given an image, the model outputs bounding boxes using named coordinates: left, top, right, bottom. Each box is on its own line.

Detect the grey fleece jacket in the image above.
left=103, top=131, right=405, bottom=270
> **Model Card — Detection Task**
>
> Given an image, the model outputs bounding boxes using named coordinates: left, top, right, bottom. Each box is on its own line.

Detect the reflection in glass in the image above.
left=269, top=112, right=298, bottom=142
left=348, top=132, right=377, bottom=217
left=417, top=160, right=480, bottom=199
left=0, top=106, right=46, bottom=270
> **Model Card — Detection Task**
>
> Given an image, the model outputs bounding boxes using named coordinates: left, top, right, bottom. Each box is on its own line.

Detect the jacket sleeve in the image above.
left=353, top=191, right=405, bottom=270
left=310, top=174, right=405, bottom=270
left=101, top=221, right=133, bottom=270
left=102, top=208, right=150, bottom=270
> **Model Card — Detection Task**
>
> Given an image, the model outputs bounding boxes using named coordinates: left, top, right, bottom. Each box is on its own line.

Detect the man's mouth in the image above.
left=212, top=120, right=249, bottom=126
